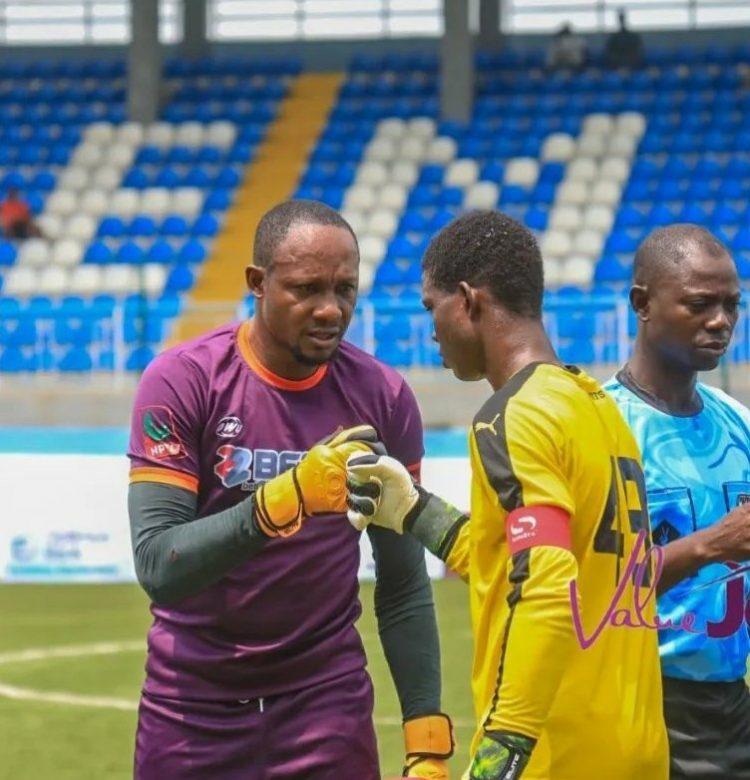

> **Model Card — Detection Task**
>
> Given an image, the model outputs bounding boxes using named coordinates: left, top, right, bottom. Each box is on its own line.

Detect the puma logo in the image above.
left=475, top=413, right=501, bottom=436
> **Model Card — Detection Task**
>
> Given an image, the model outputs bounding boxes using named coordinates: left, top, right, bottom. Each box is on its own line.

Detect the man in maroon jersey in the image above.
left=128, top=200, right=453, bottom=779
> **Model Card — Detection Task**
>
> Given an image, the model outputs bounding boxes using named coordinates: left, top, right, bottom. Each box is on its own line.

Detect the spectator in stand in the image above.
left=605, top=9, right=644, bottom=69
left=547, top=23, right=587, bottom=71
left=0, top=188, right=41, bottom=239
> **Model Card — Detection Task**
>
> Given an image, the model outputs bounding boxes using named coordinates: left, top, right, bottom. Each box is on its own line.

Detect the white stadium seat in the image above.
left=66, top=214, right=97, bottom=243
left=562, top=256, right=595, bottom=287
left=341, top=209, right=366, bottom=236
left=582, top=113, right=614, bottom=136
left=504, top=158, right=539, bottom=187
left=52, top=238, right=84, bottom=267
left=359, top=235, right=386, bottom=266
left=556, top=180, right=588, bottom=206
left=344, top=185, right=376, bottom=212
left=116, top=122, right=145, bottom=146
left=3, top=266, right=39, bottom=296
left=407, top=117, right=436, bottom=139
left=608, top=133, right=638, bottom=158
left=358, top=261, right=375, bottom=295
left=145, top=122, right=175, bottom=148
left=171, top=188, right=204, bottom=219
left=400, top=136, right=429, bottom=163
left=356, top=161, right=388, bottom=187
left=68, top=264, right=103, bottom=296
left=463, top=181, right=499, bottom=210
left=616, top=112, right=646, bottom=138
left=59, top=166, right=89, bottom=191
left=378, top=183, right=408, bottom=212
left=17, top=239, right=50, bottom=268
left=549, top=205, right=582, bottom=231
left=366, top=137, right=397, bottom=163
left=367, top=208, right=398, bottom=239
left=36, top=214, right=64, bottom=241
left=73, top=142, right=104, bottom=168
left=109, top=189, right=141, bottom=219
left=566, top=157, right=598, bottom=182
left=576, top=134, right=607, bottom=158
left=583, top=205, right=615, bottom=233
left=46, top=190, right=78, bottom=218
left=206, top=121, right=236, bottom=149
left=425, top=136, right=457, bottom=165
left=102, top=264, right=139, bottom=295
left=591, top=180, right=622, bottom=207
left=600, top=157, right=630, bottom=183
left=140, top=188, right=172, bottom=219
left=91, top=166, right=123, bottom=191
left=543, top=258, right=562, bottom=288
left=38, top=265, right=69, bottom=296
left=573, top=229, right=605, bottom=259
left=107, top=144, right=136, bottom=169
left=80, top=189, right=110, bottom=218
left=377, top=117, right=406, bottom=140
left=390, top=161, right=419, bottom=188
left=142, top=263, right=167, bottom=296
left=84, top=121, right=115, bottom=145
left=541, top=133, right=576, bottom=163
left=445, top=159, right=479, bottom=188
left=175, top=121, right=205, bottom=148
left=540, top=230, right=572, bottom=259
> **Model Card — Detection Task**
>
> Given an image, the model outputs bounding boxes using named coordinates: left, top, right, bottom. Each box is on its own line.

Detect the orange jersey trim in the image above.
left=236, top=320, right=328, bottom=392
left=130, top=466, right=199, bottom=493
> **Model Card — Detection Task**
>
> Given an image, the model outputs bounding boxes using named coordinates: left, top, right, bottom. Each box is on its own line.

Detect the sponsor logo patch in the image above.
left=214, top=445, right=305, bottom=490
left=140, top=406, right=185, bottom=460
left=216, top=415, right=243, bottom=438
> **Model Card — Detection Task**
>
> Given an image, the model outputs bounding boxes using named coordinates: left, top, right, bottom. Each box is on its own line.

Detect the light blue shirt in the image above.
left=605, top=373, right=750, bottom=682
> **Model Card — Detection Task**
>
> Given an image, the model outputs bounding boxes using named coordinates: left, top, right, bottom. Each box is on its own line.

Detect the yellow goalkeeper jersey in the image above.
left=449, top=362, right=668, bottom=780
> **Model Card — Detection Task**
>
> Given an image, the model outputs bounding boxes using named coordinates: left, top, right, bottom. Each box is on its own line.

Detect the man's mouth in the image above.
left=307, top=330, right=341, bottom=347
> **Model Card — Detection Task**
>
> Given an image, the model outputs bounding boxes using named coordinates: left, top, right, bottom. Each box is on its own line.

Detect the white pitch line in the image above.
left=0, top=640, right=476, bottom=728
left=0, top=640, right=144, bottom=665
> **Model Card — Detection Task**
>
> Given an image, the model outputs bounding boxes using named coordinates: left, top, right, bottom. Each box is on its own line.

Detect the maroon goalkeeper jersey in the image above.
left=128, top=320, right=423, bottom=701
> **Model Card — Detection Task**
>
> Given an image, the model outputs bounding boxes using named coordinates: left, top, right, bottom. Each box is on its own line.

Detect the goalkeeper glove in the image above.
left=253, top=425, right=384, bottom=538
left=468, top=732, right=535, bottom=780
left=345, top=452, right=425, bottom=533
left=402, top=713, right=455, bottom=779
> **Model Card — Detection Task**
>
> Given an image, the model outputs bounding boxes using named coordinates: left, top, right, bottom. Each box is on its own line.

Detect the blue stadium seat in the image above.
left=59, top=346, right=93, bottom=372
left=117, top=241, right=145, bottom=264
left=98, top=216, right=127, bottom=239
left=192, top=213, right=219, bottom=237
left=129, top=215, right=158, bottom=237
left=127, top=345, right=156, bottom=371
left=85, top=241, right=114, bottom=264
left=178, top=240, right=207, bottom=264
left=148, top=239, right=176, bottom=264
left=161, top=215, right=189, bottom=237
left=165, top=264, right=195, bottom=291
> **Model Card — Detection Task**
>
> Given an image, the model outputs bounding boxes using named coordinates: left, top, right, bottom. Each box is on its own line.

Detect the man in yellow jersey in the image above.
left=346, top=210, right=669, bottom=779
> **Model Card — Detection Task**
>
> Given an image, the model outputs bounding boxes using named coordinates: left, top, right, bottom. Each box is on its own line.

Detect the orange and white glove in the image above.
left=253, top=425, right=384, bottom=538
left=402, top=713, right=455, bottom=779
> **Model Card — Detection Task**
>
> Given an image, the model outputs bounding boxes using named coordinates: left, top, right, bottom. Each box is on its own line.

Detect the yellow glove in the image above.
left=253, top=425, right=384, bottom=538
left=403, top=713, right=455, bottom=779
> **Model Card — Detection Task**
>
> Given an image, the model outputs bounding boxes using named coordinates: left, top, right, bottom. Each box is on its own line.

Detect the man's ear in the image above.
left=458, top=281, right=481, bottom=321
left=246, top=264, right=266, bottom=298
left=630, top=284, right=649, bottom=321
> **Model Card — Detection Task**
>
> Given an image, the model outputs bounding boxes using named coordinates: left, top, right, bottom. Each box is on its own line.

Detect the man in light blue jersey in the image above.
left=605, top=224, right=750, bottom=779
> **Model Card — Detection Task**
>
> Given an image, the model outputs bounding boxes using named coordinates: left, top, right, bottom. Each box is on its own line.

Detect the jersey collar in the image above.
left=236, top=320, right=328, bottom=392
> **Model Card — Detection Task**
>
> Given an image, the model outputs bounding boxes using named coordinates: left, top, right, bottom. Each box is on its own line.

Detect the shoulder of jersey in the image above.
left=698, top=382, right=750, bottom=421
left=473, top=362, right=549, bottom=432
left=146, top=323, right=237, bottom=374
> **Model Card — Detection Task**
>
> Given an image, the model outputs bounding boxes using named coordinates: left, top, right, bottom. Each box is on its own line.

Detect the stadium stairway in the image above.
left=171, top=72, right=344, bottom=342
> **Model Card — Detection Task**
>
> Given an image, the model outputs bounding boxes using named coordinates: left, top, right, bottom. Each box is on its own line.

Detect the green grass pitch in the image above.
left=0, top=580, right=474, bottom=778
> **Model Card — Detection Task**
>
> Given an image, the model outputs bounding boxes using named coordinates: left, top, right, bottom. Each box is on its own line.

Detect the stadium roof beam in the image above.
left=128, top=0, right=162, bottom=124
left=441, top=0, right=474, bottom=123
left=479, top=0, right=502, bottom=47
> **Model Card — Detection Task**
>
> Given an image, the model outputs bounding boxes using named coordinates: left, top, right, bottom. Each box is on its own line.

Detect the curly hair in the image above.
left=253, top=199, right=358, bottom=268
left=422, top=210, right=544, bottom=318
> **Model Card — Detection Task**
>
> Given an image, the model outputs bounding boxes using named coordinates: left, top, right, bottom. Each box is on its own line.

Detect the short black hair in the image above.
left=253, top=199, right=358, bottom=268
left=422, top=210, right=544, bottom=318
left=633, top=224, right=731, bottom=286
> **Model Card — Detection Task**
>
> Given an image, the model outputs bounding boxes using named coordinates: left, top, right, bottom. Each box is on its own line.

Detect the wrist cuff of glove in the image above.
left=404, top=712, right=455, bottom=761
left=253, top=468, right=305, bottom=538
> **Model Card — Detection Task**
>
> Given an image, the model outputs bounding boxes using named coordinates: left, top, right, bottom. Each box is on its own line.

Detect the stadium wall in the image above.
left=0, top=430, right=470, bottom=583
